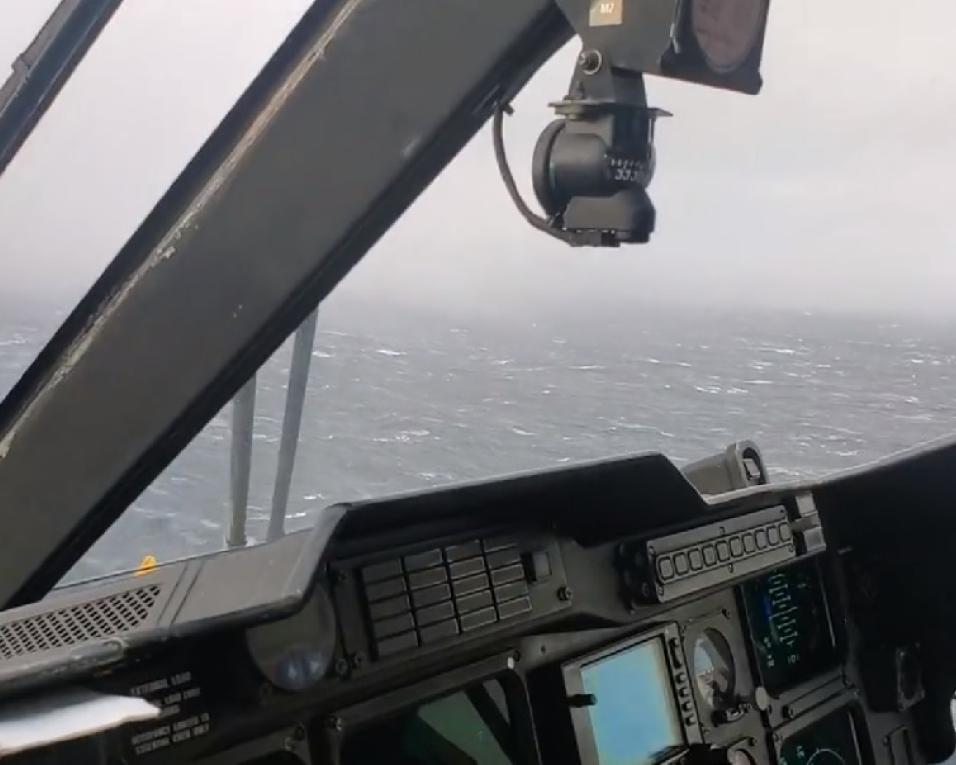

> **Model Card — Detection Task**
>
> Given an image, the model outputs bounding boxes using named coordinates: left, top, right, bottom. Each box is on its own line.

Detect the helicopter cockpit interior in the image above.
left=2, top=1, right=956, bottom=765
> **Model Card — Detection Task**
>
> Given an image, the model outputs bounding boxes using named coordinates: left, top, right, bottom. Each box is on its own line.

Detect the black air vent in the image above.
left=0, top=584, right=162, bottom=660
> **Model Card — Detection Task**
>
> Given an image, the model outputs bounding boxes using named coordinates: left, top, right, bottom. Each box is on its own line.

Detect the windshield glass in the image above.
left=1, top=1, right=955, bottom=584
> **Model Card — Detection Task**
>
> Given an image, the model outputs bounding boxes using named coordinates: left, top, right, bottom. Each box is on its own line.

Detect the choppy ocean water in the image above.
left=2, top=302, right=955, bottom=581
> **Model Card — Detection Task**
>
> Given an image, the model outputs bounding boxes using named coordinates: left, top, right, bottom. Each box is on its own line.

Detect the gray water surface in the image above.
left=2, top=302, right=954, bottom=581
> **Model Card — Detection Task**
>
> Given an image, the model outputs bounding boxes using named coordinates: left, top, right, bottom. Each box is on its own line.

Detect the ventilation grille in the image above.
left=0, top=584, right=162, bottom=661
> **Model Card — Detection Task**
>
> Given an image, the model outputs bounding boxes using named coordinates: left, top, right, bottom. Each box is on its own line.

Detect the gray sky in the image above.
left=1, top=1, right=955, bottom=320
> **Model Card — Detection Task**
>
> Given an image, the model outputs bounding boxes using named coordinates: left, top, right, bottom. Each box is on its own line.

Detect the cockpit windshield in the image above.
left=1, top=1, right=955, bottom=588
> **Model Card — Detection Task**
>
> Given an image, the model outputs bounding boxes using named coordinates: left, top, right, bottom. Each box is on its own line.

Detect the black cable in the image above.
left=492, top=104, right=583, bottom=247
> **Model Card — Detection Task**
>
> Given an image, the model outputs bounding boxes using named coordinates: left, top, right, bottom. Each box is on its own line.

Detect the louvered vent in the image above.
left=0, top=584, right=162, bottom=660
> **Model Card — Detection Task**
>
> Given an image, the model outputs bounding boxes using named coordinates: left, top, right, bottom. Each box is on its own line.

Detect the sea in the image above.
left=2, top=298, right=955, bottom=583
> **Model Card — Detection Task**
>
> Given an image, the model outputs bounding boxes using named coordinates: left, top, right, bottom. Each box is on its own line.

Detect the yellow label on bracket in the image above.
left=590, top=0, right=623, bottom=26
left=135, top=554, right=158, bottom=576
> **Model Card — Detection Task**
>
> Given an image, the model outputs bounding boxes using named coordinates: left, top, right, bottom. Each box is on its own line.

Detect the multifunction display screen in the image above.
left=580, top=638, right=684, bottom=765
left=779, top=707, right=862, bottom=765
left=742, top=559, right=836, bottom=693
left=341, top=679, right=516, bottom=764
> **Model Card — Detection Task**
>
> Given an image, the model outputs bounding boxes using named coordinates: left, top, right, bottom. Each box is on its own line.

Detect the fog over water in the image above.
left=1, top=1, right=955, bottom=320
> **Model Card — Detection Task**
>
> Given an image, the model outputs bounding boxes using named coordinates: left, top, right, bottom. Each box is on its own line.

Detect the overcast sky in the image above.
left=1, top=1, right=955, bottom=321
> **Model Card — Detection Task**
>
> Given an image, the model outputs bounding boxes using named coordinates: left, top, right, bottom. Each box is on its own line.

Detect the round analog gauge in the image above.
left=693, top=629, right=736, bottom=710
left=690, top=0, right=768, bottom=74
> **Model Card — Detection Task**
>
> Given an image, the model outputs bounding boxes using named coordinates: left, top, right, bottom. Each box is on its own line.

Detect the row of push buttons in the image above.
left=667, top=636, right=697, bottom=727
left=361, top=535, right=545, bottom=658
left=655, top=521, right=792, bottom=584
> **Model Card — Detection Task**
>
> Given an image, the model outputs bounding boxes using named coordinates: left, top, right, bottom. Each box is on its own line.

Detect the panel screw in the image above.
left=350, top=652, right=366, bottom=669
left=333, top=570, right=348, bottom=585
left=579, top=49, right=603, bottom=75
left=284, top=725, right=307, bottom=751
left=557, top=586, right=573, bottom=602
left=325, top=715, right=343, bottom=731
left=333, top=657, right=350, bottom=678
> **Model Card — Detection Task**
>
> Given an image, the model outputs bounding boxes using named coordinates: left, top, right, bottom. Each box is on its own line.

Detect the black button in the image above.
left=767, top=526, right=780, bottom=545
left=755, top=529, right=768, bottom=549
left=528, top=550, right=552, bottom=581
left=668, top=638, right=684, bottom=669
left=457, top=590, right=493, bottom=614
left=460, top=607, right=497, bottom=631
left=483, top=535, right=518, bottom=553
left=743, top=533, right=756, bottom=553
left=674, top=553, right=689, bottom=576
left=491, top=564, right=524, bottom=586
left=716, top=541, right=730, bottom=562
left=369, top=594, right=410, bottom=620
left=408, top=568, right=447, bottom=590
left=404, top=548, right=443, bottom=571
left=678, top=687, right=689, bottom=698
left=685, top=713, right=697, bottom=726
left=416, top=601, right=456, bottom=626
left=453, top=574, right=490, bottom=597
left=681, top=700, right=693, bottom=713
left=362, top=559, right=402, bottom=583
left=412, top=584, right=450, bottom=608
left=377, top=630, right=418, bottom=657
left=449, top=557, right=485, bottom=580
left=366, top=577, right=406, bottom=602
left=487, top=548, right=521, bottom=568
left=658, top=556, right=675, bottom=581
left=730, top=537, right=744, bottom=558
left=779, top=523, right=792, bottom=542
left=676, top=672, right=687, bottom=684
left=373, top=613, right=414, bottom=639
left=702, top=545, right=717, bottom=567
left=688, top=549, right=703, bottom=571
left=445, top=541, right=482, bottom=561
left=494, top=580, right=529, bottom=603
left=419, top=619, right=459, bottom=644
left=497, top=596, right=532, bottom=620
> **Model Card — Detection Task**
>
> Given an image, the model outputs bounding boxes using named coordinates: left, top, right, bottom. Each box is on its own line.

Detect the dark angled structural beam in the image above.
left=0, top=0, right=121, bottom=176
left=0, top=0, right=571, bottom=607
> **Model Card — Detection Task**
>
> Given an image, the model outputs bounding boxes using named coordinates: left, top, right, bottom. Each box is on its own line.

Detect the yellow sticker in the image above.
left=590, top=0, right=623, bottom=26
left=135, top=554, right=158, bottom=576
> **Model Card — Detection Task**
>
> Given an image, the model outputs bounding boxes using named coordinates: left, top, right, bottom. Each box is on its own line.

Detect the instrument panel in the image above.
left=308, top=547, right=876, bottom=765
left=0, top=451, right=939, bottom=765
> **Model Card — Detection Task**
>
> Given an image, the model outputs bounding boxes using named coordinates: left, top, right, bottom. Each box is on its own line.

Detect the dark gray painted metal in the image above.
left=227, top=375, right=257, bottom=548
left=268, top=308, right=319, bottom=542
left=0, top=505, right=344, bottom=698
left=0, top=0, right=570, bottom=608
left=0, top=0, right=121, bottom=176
